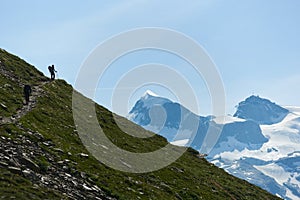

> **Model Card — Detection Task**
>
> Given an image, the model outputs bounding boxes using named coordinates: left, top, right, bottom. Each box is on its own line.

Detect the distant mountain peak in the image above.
left=244, top=95, right=269, bottom=103
left=128, top=91, right=172, bottom=125
left=142, top=90, right=159, bottom=98
left=234, top=95, right=289, bottom=125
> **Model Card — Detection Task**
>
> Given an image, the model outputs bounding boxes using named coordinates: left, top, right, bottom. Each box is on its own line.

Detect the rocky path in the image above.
left=0, top=82, right=47, bottom=125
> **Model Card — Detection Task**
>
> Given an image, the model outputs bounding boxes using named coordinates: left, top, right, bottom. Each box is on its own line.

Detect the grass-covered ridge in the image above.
left=0, top=49, right=281, bottom=199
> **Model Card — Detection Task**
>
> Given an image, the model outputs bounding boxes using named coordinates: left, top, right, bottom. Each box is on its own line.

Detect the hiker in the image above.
left=48, top=65, right=57, bottom=80
left=23, top=85, right=32, bottom=105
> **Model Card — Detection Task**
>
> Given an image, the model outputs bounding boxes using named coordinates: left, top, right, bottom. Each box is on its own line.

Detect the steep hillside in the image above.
left=0, top=49, right=280, bottom=199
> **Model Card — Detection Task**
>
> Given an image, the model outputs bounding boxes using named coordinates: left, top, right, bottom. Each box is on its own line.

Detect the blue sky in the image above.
left=1, top=0, right=300, bottom=116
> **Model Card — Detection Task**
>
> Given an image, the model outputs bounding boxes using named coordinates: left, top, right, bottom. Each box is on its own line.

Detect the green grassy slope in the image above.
left=0, top=49, right=281, bottom=199
left=0, top=49, right=47, bottom=117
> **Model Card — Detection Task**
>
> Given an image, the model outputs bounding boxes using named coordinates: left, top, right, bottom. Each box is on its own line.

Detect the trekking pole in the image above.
left=56, top=71, right=59, bottom=79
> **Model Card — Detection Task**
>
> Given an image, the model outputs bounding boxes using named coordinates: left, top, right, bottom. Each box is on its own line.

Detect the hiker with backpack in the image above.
left=48, top=65, right=57, bottom=80
left=23, top=84, right=32, bottom=105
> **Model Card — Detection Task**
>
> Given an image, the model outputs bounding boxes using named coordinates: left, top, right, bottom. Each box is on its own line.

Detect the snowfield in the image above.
left=213, top=106, right=300, bottom=200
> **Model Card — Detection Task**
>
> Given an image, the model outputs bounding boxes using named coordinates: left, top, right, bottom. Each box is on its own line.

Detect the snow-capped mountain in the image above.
left=129, top=92, right=300, bottom=200
left=129, top=90, right=200, bottom=142
left=234, top=95, right=289, bottom=125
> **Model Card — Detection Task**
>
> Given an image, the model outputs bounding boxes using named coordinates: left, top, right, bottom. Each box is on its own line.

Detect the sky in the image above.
left=1, top=0, right=300, bottom=116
